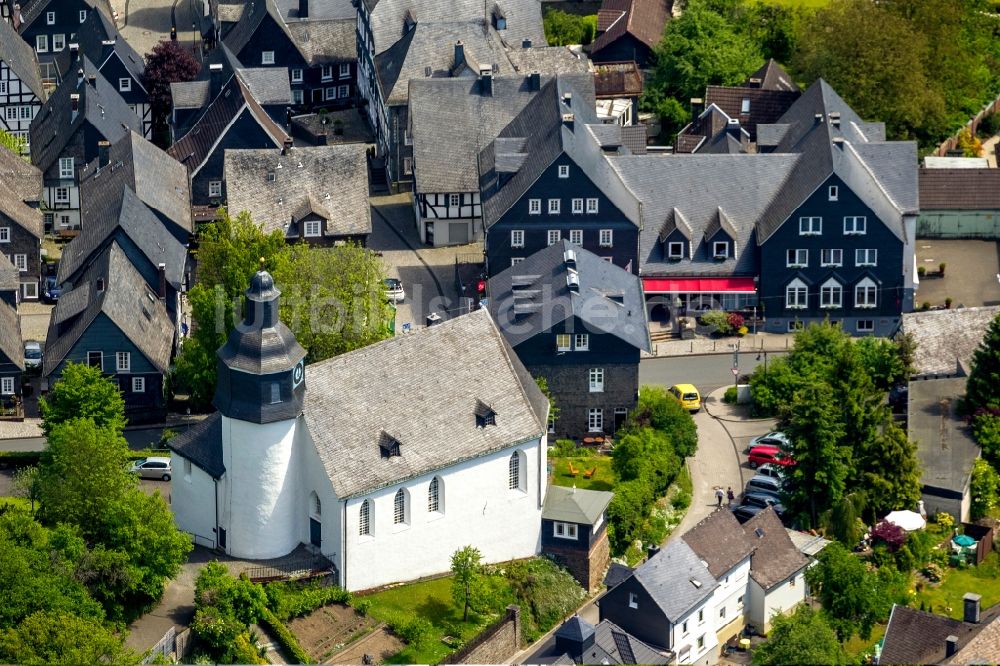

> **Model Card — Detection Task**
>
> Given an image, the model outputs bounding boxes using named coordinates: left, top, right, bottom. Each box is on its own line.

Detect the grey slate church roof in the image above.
left=487, top=240, right=650, bottom=352
left=626, top=538, right=718, bottom=623
left=303, top=308, right=549, bottom=498
left=168, top=413, right=225, bottom=478
left=224, top=145, right=371, bottom=238
left=0, top=18, right=45, bottom=99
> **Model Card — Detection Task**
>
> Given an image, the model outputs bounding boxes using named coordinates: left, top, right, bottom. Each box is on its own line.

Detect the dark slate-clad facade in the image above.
left=13, top=0, right=114, bottom=81
left=0, top=17, right=47, bottom=151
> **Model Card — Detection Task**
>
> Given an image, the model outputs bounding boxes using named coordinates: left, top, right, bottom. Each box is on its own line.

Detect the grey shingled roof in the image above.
left=0, top=144, right=42, bottom=204
left=44, top=242, right=174, bottom=376
left=79, top=131, right=192, bottom=236
left=236, top=67, right=293, bottom=105
left=542, top=485, right=613, bottom=525
left=223, top=0, right=287, bottom=56
left=0, top=18, right=45, bottom=99
left=628, top=538, right=718, bottom=623
left=881, top=603, right=1000, bottom=666
left=488, top=240, right=650, bottom=352
left=0, top=254, right=18, bottom=295
left=945, top=614, right=1000, bottom=665
left=30, top=57, right=141, bottom=172
left=680, top=507, right=755, bottom=579
left=0, top=184, right=42, bottom=239
left=302, top=308, right=548, bottom=498
left=286, top=19, right=357, bottom=63
left=506, top=46, right=590, bottom=75
left=902, top=306, right=1000, bottom=377
left=742, top=507, right=809, bottom=591
left=274, top=0, right=355, bottom=20
left=224, top=145, right=371, bottom=238
left=19, top=0, right=114, bottom=33
left=168, top=412, right=225, bottom=478
left=746, top=59, right=797, bottom=92
left=57, top=10, right=145, bottom=87
left=908, top=377, right=980, bottom=497
left=529, top=617, right=670, bottom=665
left=171, top=80, right=211, bottom=109
left=0, top=295, right=23, bottom=372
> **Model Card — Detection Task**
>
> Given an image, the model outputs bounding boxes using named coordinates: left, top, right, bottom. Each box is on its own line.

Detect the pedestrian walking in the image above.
left=727, top=487, right=735, bottom=506
left=181, top=320, right=189, bottom=338
left=715, top=487, right=724, bottom=507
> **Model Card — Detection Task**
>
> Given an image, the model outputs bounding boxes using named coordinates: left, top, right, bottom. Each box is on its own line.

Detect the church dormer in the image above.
left=214, top=264, right=307, bottom=424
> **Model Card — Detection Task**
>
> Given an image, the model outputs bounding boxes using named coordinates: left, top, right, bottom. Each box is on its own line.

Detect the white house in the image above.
left=740, top=509, right=811, bottom=634
left=169, top=271, right=550, bottom=591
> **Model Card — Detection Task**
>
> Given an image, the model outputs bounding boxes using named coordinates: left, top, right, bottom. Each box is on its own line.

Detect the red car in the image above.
left=747, top=445, right=796, bottom=469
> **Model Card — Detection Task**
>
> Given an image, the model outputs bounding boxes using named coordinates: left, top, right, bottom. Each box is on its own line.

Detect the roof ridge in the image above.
left=842, top=140, right=904, bottom=215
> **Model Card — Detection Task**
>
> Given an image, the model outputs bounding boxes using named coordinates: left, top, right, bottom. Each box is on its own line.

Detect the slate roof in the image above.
left=0, top=296, right=24, bottom=372
left=945, top=614, right=1000, bottom=665
left=171, top=80, right=211, bottom=110
left=528, top=617, right=670, bottom=665
left=274, top=0, right=355, bottom=21
left=589, top=0, right=670, bottom=56
left=222, top=0, right=288, bottom=56
left=167, top=70, right=290, bottom=176
left=0, top=255, right=19, bottom=295
left=59, top=187, right=187, bottom=290
left=506, top=46, right=590, bottom=75
left=30, top=57, right=141, bottom=172
left=79, top=131, right=192, bottom=236
left=680, top=507, right=754, bottom=579
left=224, top=145, right=371, bottom=238
left=285, top=19, right=357, bottom=63
left=0, top=18, right=45, bottom=99
left=604, top=562, right=634, bottom=589
left=488, top=240, right=650, bottom=351
left=704, top=85, right=799, bottom=142
left=234, top=68, right=293, bottom=105
left=908, top=377, right=980, bottom=496
left=0, top=181, right=42, bottom=238
left=44, top=242, right=174, bottom=376
left=167, top=412, right=225, bottom=478
left=785, top=529, right=830, bottom=557
left=19, top=0, right=114, bottom=32
left=0, top=144, right=42, bottom=204
left=902, top=306, right=1000, bottom=377
left=742, top=507, right=809, bottom=591
left=302, top=308, right=548, bottom=498
left=593, top=61, right=642, bottom=98
left=627, top=537, right=718, bottom=623
left=56, top=10, right=145, bottom=86
left=919, top=168, right=1000, bottom=210
left=542, top=485, right=614, bottom=525
left=745, top=59, right=797, bottom=92
left=880, top=602, right=1000, bottom=665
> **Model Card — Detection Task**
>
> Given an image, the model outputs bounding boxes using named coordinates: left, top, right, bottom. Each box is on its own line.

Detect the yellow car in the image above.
left=669, top=384, right=701, bottom=412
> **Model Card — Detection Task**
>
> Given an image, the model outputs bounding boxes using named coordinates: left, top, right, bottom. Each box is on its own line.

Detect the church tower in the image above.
left=214, top=266, right=307, bottom=559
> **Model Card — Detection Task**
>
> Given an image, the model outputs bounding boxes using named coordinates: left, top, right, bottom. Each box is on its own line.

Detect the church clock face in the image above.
left=292, top=360, right=305, bottom=388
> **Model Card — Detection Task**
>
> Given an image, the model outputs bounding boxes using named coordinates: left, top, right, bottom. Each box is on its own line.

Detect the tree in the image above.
left=970, top=458, right=1000, bottom=520
left=805, top=542, right=893, bottom=641
left=542, top=9, right=597, bottom=46
left=871, top=520, right=907, bottom=552
left=854, top=423, right=922, bottom=518
left=628, top=385, right=698, bottom=458
left=855, top=337, right=907, bottom=391
left=972, top=413, right=1000, bottom=466
left=956, top=127, right=983, bottom=157
left=0, top=611, right=137, bottom=666
left=611, top=427, right=681, bottom=494
left=821, top=491, right=867, bottom=546
left=0, top=128, right=27, bottom=156
left=752, top=605, right=846, bottom=666
left=450, top=546, right=483, bottom=622
left=10, top=466, right=40, bottom=512
left=534, top=376, right=559, bottom=429
left=965, top=313, right=1000, bottom=412
left=39, top=363, right=125, bottom=435
left=142, top=40, right=200, bottom=132
left=606, top=479, right=654, bottom=555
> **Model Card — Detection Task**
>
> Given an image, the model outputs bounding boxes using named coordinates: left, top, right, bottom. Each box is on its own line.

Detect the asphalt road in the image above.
left=0, top=426, right=173, bottom=453
left=639, top=350, right=787, bottom=393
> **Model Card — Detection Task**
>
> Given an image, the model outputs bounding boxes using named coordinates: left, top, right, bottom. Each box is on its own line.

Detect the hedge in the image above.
left=260, top=607, right=311, bottom=664
left=265, top=581, right=352, bottom=621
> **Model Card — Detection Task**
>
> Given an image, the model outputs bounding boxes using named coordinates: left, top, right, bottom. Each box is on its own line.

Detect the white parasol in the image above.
left=885, top=510, right=926, bottom=532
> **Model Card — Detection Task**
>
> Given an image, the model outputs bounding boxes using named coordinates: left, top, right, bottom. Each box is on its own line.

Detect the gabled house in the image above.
left=673, top=104, right=750, bottom=154
left=0, top=259, right=25, bottom=412
left=167, top=68, right=291, bottom=211
left=0, top=157, right=43, bottom=300
left=588, top=0, right=670, bottom=68
left=526, top=615, right=670, bottom=665
left=740, top=507, right=810, bottom=634
left=29, top=56, right=140, bottom=231
left=12, top=0, right=113, bottom=83
left=78, top=131, right=192, bottom=244
left=43, top=242, right=174, bottom=422
left=479, top=77, right=641, bottom=276
left=225, top=143, right=371, bottom=245
left=488, top=240, right=649, bottom=438
left=541, top=485, right=614, bottom=592
left=169, top=43, right=243, bottom=139
left=699, top=60, right=801, bottom=143
left=0, top=17, right=47, bottom=151
left=879, top=593, right=998, bottom=665
left=593, top=61, right=642, bottom=126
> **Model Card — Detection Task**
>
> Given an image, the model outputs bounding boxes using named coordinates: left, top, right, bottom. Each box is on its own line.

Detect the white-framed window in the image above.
left=547, top=229, right=560, bottom=245
left=46, top=11, right=55, bottom=24
left=785, top=278, right=808, bottom=309
left=574, top=334, right=588, bottom=350
left=857, top=319, right=875, bottom=333
left=0, top=228, right=9, bottom=243
left=116, top=352, right=131, bottom=372
left=0, top=81, right=5, bottom=95
left=22, top=282, right=37, bottom=299
left=0, top=377, right=13, bottom=395
left=844, top=216, right=867, bottom=235
left=428, top=477, right=442, bottom=513
left=599, top=229, right=613, bottom=247
left=554, top=164, right=568, bottom=179
left=325, top=87, right=337, bottom=100
left=713, top=241, right=728, bottom=258
left=208, top=181, right=222, bottom=197
left=855, top=278, right=877, bottom=308
left=556, top=334, right=571, bottom=351
left=720, top=606, right=727, bottom=618
left=58, top=157, right=74, bottom=179
left=589, top=368, right=604, bottom=393
left=119, top=77, right=131, bottom=92
left=511, top=257, right=524, bottom=266
left=291, top=68, right=303, bottom=83
left=741, top=98, right=750, bottom=114
left=52, top=34, right=65, bottom=51
left=303, top=220, right=321, bottom=237
left=321, top=65, right=333, bottom=80
left=820, top=248, right=843, bottom=267
left=628, top=592, right=638, bottom=609
left=667, top=241, right=684, bottom=259
left=553, top=521, right=578, bottom=539
left=571, top=198, right=583, bottom=214
left=588, top=408, right=603, bottom=432
left=828, top=185, right=838, bottom=201
left=19, top=106, right=31, bottom=120
left=339, top=63, right=350, bottom=78
left=292, top=89, right=304, bottom=104
left=697, top=635, right=705, bottom=650
left=359, top=499, right=371, bottom=535
left=445, top=193, right=458, bottom=208
left=511, top=229, right=524, bottom=248
left=786, top=249, right=807, bottom=267
left=261, top=51, right=275, bottom=64
left=338, top=85, right=349, bottom=98
left=36, top=35, right=48, bottom=53
left=508, top=451, right=522, bottom=490
left=569, top=229, right=583, bottom=245
left=13, top=255, right=26, bottom=272
left=799, top=216, right=822, bottom=235
left=856, top=248, right=877, bottom=266
left=3, top=108, right=14, bottom=121
left=548, top=199, right=560, bottom=215
left=54, top=187, right=70, bottom=203
left=79, top=9, right=87, bottom=22
left=820, top=278, right=842, bottom=309
left=528, top=199, right=541, bottom=215
left=586, top=198, right=598, bottom=214
left=132, top=376, right=145, bottom=393
left=393, top=488, right=406, bottom=524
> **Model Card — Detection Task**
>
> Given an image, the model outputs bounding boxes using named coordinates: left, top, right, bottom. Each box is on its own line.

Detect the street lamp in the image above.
left=756, top=351, right=768, bottom=376
left=730, top=340, right=740, bottom=392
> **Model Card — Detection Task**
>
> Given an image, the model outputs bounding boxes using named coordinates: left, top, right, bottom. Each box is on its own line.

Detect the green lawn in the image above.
left=844, top=623, right=885, bottom=661
left=914, top=551, right=1000, bottom=619
left=548, top=452, right=614, bottom=491
left=361, top=577, right=490, bottom=664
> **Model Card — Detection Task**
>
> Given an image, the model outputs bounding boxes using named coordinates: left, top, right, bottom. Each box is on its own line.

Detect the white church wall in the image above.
left=298, top=422, right=342, bottom=569
left=170, top=453, right=218, bottom=548
left=340, top=438, right=545, bottom=591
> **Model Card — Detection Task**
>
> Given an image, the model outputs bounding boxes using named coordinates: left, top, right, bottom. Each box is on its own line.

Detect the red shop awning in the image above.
left=642, top=277, right=757, bottom=294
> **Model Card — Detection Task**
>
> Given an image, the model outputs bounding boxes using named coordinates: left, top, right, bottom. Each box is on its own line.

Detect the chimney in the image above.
left=479, top=66, right=493, bottom=97
left=98, top=140, right=110, bottom=168
left=157, top=263, right=166, bottom=299
left=77, top=67, right=85, bottom=88
left=209, top=63, right=225, bottom=98
left=726, top=118, right=742, bottom=140
left=690, top=97, right=704, bottom=117
left=964, top=593, right=981, bottom=624
left=528, top=71, right=540, bottom=91
left=647, top=544, right=660, bottom=561
left=562, top=92, right=572, bottom=107
left=70, top=93, right=80, bottom=119
left=87, top=74, right=97, bottom=87
left=522, top=38, right=532, bottom=48
left=69, top=43, right=79, bottom=62
left=454, top=41, right=465, bottom=69
left=566, top=271, right=580, bottom=293
left=298, top=0, right=308, bottom=18
left=945, top=635, right=958, bottom=658
left=562, top=112, right=575, bottom=130
left=563, top=248, right=577, bottom=268
left=281, top=137, right=293, bottom=155
left=814, top=113, right=825, bottom=124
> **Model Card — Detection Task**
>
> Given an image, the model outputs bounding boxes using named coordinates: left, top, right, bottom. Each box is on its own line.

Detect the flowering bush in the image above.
left=727, top=312, right=745, bottom=330
left=872, top=520, right=907, bottom=552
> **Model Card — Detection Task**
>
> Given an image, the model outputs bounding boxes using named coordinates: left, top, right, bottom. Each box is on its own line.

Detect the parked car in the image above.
left=43, top=276, right=62, bottom=303
left=129, top=457, right=172, bottom=481
left=731, top=504, right=763, bottom=524
left=748, top=444, right=795, bottom=469
left=745, top=431, right=790, bottom=453
left=668, top=384, right=701, bottom=412
left=755, top=463, right=785, bottom=481
left=745, top=474, right=783, bottom=499
left=23, top=341, right=42, bottom=368
left=742, top=492, right=786, bottom=518
left=384, top=277, right=405, bottom=303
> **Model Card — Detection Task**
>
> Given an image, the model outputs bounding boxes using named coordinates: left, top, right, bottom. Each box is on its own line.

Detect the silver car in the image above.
left=384, top=278, right=405, bottom=303
left=130, top=456, right=172, bottom=481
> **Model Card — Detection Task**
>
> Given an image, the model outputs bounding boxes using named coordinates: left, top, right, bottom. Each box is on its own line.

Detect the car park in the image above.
left=384, top=277, right=405, bottom=303
left=742, top=492, right=786, bottom=518
left=668, top=384, right=701, bottom=412
left=747, top=444, right=795, bottom=469
left=745, top=431, right=790, bottom=453
left=129, top=457, right=172, bottom=481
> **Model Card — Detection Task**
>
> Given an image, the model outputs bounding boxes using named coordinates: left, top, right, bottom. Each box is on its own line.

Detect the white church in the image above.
left=169, top=268, right=551, bottom=591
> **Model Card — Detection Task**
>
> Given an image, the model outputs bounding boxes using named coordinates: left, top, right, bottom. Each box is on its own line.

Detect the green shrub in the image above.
left=506, top=558, right=586, bottom=641
left=700, top=309, right=731, bottom=334
left=723, top=386, right=738, bottom=404
left=672, top=489, right=692, bottom=511
left=977, top=112, right=999, bottom=138
left=352, top=598, right=372, bottom=616
left=395, top=617, right=433, bottom=646
left=552, top=439, right=577, bottom=457
left=265, top=580, right=351, bottom=620
left=261, top=607, right=311, bottom=663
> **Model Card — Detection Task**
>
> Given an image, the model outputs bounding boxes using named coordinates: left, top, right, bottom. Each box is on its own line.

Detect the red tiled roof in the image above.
left=591, top=0, right=671, bottom=54
left=919, top=168, right=1000, bottom=210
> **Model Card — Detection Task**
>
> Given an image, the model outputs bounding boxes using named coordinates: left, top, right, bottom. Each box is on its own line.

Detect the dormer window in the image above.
left=475, top=400, right=497, bottom=427
left=667, top=242, right=685, bottom=260
left=713, top=241, right=728, bottom=259
left=379, top=430, right=402, bottom=458
left=740, top=98, right=750, bottom=114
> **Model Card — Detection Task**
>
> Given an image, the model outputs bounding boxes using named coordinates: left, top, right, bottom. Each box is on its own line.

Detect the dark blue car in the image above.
left=43, top=276, right=61, bottom=303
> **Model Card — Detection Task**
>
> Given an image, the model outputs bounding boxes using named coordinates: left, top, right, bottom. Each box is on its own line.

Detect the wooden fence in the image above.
left=932, top=94, right=1000, bottom=157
